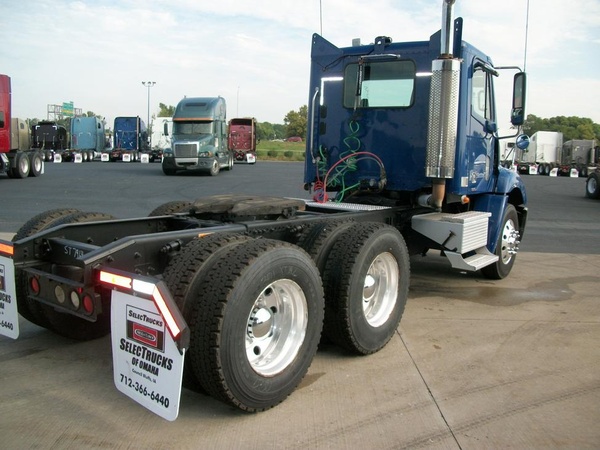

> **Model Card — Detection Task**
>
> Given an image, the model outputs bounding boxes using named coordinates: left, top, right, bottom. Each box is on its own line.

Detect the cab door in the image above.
left=467, top=59, right=497, bottom=193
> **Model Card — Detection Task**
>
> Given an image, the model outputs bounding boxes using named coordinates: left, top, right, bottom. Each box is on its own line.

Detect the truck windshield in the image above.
left=343, top=60, right=415, bottom=108
left=173, top=121, right=213, bottom=135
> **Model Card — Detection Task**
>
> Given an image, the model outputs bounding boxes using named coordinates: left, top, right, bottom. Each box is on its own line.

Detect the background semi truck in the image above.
left=0, top=0, right=529, bottom=420
left=63, top=116, right=106, bottom=162
left=557, top=139, right=598, bottom=177
left=110, top=116, right=148, bottom=162
left=228, top=117, right=257, bottom=164
left=0, top=74, right=45, bottom=178
left=162, top=97, right=233, bottom=175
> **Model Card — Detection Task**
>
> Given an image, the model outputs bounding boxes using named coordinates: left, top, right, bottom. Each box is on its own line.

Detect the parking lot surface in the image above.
left=0, top=163, right=598, bottom=448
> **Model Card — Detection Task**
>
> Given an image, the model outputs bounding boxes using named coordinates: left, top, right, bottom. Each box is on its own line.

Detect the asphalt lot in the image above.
left=0, top=161, right=599, bottom=449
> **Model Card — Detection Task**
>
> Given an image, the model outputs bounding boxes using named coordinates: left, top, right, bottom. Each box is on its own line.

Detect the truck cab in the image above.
left=305, top=17, right=528, bottom=277
left=162, top=97, right=233, bottom=176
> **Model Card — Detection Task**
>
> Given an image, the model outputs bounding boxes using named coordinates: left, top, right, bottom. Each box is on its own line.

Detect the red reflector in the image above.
left=83, top=295, right=94, bottom=314
left=30, top=277, right=40, bottom=295
left=0, top=242, right=14, bottom=256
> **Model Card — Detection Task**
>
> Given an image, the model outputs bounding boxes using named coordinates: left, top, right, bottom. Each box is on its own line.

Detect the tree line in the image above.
left=523, top=115, right=600, bottom=142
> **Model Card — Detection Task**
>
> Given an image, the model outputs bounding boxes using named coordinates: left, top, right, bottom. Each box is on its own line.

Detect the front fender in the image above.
left=472, top=167, right=528, bottom=253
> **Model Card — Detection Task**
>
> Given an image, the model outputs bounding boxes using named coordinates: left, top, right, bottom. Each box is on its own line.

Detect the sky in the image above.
left=1, top=0, right=599, bottom=133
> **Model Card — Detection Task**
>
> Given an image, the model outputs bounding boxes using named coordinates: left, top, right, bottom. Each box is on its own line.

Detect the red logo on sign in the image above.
left=131, top=322, right=159, bottom=348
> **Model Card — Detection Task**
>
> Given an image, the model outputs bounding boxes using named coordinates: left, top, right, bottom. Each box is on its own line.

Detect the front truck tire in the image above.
left=321, top=222, right=410, bottom=355
left=481, top=204, right=520, bottom=280
left=585, top=172, right=600, bottom=199
left=184, top=239, right=324, bottom=411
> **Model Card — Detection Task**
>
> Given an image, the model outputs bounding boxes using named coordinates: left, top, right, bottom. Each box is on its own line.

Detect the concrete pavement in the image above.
left=0, top=251, right=598, bottom=448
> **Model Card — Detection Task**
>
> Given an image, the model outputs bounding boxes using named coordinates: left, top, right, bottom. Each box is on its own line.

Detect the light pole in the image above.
left=142, top=81, right=156, bottom=143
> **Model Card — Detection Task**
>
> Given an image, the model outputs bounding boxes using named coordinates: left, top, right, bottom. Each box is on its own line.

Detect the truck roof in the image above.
left=174, top=97, right=226, bottom=121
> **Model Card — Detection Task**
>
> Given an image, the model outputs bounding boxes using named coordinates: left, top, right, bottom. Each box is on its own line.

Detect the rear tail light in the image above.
left=30, top=276, right=40, bottom=295
left=82, top=294, right=94, bottom=315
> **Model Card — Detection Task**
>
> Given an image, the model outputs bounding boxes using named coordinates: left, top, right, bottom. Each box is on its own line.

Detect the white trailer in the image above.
left=517, top=131, right=562, bottom=175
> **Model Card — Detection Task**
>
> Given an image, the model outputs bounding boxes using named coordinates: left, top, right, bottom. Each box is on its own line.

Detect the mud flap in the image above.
left=108, top=275, right=188, bottom=421
left=0, top=249, right=19, bottom=339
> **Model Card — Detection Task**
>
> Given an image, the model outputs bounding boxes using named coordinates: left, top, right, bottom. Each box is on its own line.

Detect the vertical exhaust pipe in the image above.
left=425, top=0, right=461, bottom=210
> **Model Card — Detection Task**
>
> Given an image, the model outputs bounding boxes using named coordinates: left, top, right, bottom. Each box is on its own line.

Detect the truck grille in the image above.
left=174, top=143, right=197, bottom=158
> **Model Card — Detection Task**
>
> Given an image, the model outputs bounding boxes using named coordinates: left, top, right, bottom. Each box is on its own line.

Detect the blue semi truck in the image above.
left=0, top=0, right=529, bottom=420
left=55, top=116, right=106, bottom=162
left=71, top=116, right=105, bottom=161
left=110, top=116, right=148, bottom=162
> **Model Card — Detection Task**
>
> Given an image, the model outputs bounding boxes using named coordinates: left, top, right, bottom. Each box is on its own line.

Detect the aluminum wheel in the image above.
left=362, top=252, right=399, bottom=328
left=499, top=216, right=519, bottom=264
left=246, top=279, right=308, bottom=377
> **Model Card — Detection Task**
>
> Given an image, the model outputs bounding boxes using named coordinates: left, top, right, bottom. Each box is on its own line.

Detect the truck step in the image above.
left=444, top=247, right=499, bottom=272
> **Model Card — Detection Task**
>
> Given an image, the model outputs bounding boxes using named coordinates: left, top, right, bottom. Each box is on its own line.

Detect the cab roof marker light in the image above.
left=152, top=287, right=181, bottom=339
left=0, top=242, right=14, bottom=256
left=99, top=271, right=132, bottom=289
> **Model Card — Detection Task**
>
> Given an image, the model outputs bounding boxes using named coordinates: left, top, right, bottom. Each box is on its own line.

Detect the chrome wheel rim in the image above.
left=246, top=279, right=307, bottom=376
left=362, top=252, right=398, bottom=328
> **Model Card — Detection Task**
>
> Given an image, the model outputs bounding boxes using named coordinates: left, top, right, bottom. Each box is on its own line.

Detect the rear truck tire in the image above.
left=28, top=151, right=43, bottom=177
left=209, top=159, right=220, bottom=176
left=481, top=204, right=520, bottom=280
left=227, top=152, right=234, bottom=170
left=148, top=201, right=194, bottom=216
left=321, top=222, right=410, bottom=355
left=14, top=152, right=30, bottom=178
left=12, top=208, right=81, bottom=327
left=296, top=220, right=355, bottom=274
left=186, top=239, right=324, bottom=411
left=585, top=173, right=600, bottom=199
left=39, top=211, right=115, bottom=340
left=162, top=234, right=253, bottom=391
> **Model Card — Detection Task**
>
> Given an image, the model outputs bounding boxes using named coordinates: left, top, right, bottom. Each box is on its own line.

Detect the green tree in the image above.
left=523, top=114, right=600, bottom=142
left=283, top=105, right=308, bottom=138
left=257, top=122, right=275, bottom=141
left=158, top=103, right=175, bottom=117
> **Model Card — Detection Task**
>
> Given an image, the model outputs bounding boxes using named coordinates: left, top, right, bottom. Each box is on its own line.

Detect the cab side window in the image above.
left=471, top=66, right=493, bottom=121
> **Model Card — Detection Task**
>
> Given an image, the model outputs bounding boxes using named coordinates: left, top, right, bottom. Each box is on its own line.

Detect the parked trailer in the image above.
left=61, top=116, right=106, bottom=162
left=162, top=97, right=233, bottom=175
left=228, top=117, right=257, bottom=164
left=516, top=131, right=562, bottom=175
left=109, top=116, right=148, bottom=162
left=0, top=0, right=529, bottom=421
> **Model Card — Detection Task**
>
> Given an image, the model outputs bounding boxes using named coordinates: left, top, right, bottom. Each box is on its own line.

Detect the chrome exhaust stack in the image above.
left=425, top=0, right=461, bottom=210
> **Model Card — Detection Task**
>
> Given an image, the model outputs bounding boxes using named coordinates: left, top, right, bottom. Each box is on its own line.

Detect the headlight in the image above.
left=199, top=151, right=214, bottom=158
left=163, top=150, right=174, bottom=158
